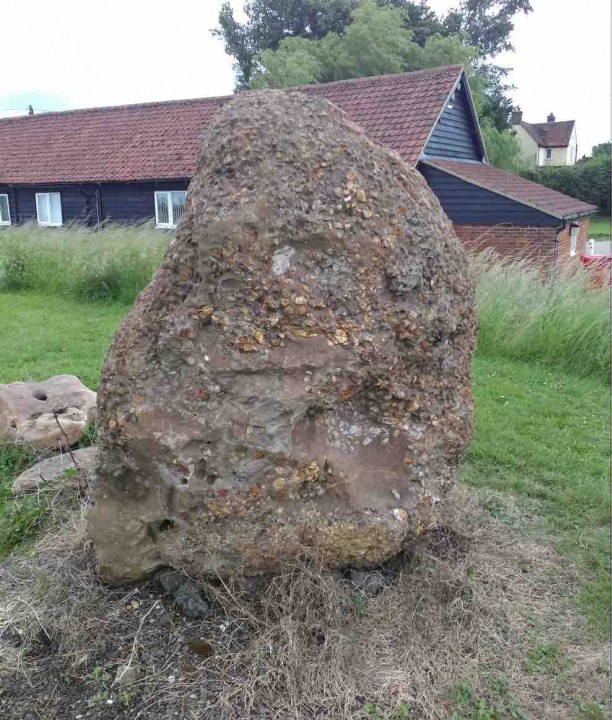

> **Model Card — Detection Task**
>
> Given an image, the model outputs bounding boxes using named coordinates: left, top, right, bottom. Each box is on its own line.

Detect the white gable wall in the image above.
left=513, top=124, right=540, bottom=167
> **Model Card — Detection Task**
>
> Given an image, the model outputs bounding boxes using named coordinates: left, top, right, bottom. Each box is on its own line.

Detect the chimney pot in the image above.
left=511, top=108, right=523, bottom=125
left=547, top=112, right=556, bottom=123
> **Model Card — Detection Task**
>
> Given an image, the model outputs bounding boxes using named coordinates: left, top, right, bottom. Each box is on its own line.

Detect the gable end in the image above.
left=423, top=80, right=484, bottom=162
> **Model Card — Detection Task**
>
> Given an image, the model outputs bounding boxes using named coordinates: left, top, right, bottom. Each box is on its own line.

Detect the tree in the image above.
left=215, top=0, right=532, bottom=131
left=251, top=1, right=475, bottom=88
left=213, top=0, right=358, bottom=88
left=443, top=0, right=532, bottom=58
left=590, top=141, right=611, bottom=160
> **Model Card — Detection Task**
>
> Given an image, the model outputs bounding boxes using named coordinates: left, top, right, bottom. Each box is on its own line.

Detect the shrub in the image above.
left=474, top=251, right=611, bottom=383
left=0, top=222, right=168, bottom=305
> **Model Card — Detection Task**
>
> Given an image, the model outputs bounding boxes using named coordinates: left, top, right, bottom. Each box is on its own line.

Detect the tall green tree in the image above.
left=251, top=0, right=427, bottom=86
left=443, top=0, right=532, bottom=57
left=213, top=0, right=358, bottom=88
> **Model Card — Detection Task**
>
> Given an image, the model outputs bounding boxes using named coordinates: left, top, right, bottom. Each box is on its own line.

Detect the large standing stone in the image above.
left=0, top=376, right=96, bottom=449
left=88, top=91, right=475, bottom=585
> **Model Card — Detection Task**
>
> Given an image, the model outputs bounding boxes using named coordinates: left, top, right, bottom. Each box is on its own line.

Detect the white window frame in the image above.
left=545, top=148, right=552, bottom=159
left=569, top=225, right=579, bottom=256
left=35, top=192, right=63, bottom=227
left=0, top=193, right=10, bottom=225
left=154, top=190, right=187, bottom=229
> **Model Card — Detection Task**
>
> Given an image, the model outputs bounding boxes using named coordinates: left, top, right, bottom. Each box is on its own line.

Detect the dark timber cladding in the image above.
left=0, top=181, right=188, bottom=224
left=424, top=81, right=483, bottom=161
left=419, top=163, right=559, bottom=226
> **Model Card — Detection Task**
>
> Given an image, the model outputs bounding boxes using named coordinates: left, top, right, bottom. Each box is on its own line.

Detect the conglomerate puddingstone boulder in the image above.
left=88, top=91, right=475, bottom=585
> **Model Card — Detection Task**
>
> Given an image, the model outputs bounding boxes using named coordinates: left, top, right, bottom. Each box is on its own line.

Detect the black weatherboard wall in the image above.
left=423, top=81, right=483, bottom=162
left=0, top=180, right=189, bottom=225
left=419, top=164, right=559, bottom=226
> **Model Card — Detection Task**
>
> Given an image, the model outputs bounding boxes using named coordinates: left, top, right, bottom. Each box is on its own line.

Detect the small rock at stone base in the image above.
left=12, top=446, right=98, bottom=495
left=157, top=570, right=210, bottom=620
left=114, top=663, right=141, bottom=687
left=349, top=569, right=386, bottom=597
left=0, top=375, right=97, bottom=450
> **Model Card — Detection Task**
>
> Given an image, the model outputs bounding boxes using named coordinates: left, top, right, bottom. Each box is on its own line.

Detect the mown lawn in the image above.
left=589, top=216, right=611, bottom=238
left=0, top=291, right=610, bottom=640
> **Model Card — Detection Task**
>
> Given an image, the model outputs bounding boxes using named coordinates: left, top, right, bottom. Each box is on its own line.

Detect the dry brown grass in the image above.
left=0, top=484, right=608, bottom=720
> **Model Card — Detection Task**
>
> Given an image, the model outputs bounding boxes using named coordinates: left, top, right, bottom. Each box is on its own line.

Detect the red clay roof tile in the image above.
left=521, top=120, right=575, bottom=148
left=0, top=65, right=463, bottom=185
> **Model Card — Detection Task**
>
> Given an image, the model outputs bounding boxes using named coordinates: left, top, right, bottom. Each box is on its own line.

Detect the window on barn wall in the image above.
left=154, top=191, right=187, bottom=229
left=35, top=193, right=63, bottom=226
left=0, top=194, right=10, bottom=225
left=546, top=148, right=552, bottom=159
left=569, top=224, right=579, bottom=256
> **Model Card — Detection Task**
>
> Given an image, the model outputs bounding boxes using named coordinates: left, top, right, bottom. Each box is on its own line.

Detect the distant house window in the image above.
left=0, top=194, right=10, bottom=225
left=35, top=192, right=63, bottom=226
left=546, top=148, right=552, bottom=159
left=155, top=191, right=187, bottom=229
left=569, top=225, right=579, bottom=256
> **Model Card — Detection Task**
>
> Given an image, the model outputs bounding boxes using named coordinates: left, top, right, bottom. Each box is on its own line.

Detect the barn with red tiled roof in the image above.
left=0, top=65, right=596, bottom=265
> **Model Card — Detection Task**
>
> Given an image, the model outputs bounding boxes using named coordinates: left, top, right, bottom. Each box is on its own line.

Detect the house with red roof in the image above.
left=511, top=109, right=578, bottom=167
left=0, top=65, right=596, bottom=265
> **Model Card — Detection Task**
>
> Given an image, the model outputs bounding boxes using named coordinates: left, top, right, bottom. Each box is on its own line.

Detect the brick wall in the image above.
left=453, top=219, right=590, bottom=264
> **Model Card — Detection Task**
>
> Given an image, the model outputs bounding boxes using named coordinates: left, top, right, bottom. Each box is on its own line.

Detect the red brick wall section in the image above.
left=453, top=219, right=591, bottom=264
left=452, top=224, right=557, bottom=262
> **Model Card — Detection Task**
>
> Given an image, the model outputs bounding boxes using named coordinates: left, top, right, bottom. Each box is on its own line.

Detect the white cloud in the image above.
left=1, top=0, right=609, bottom=153
left=0, top=0, right=235, bottom=110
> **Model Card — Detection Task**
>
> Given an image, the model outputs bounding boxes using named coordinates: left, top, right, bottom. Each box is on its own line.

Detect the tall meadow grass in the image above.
left=0, top=225, right=609, bottom=382
left=474, top=251, right=610, bottom=383
left=0, top=222, right=168, bottom=305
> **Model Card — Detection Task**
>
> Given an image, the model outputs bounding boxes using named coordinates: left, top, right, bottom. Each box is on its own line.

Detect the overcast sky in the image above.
left=0, top=0, right=609, bottom=155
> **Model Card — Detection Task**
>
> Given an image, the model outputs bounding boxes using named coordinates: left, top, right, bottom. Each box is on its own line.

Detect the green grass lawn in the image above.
left=0, top=292, right=610, bottom=639
left=0, top=292, right=126, bottom=388
left=589, top=216, right=611, bottom=238
left=464, top=355, right=610, bottom=635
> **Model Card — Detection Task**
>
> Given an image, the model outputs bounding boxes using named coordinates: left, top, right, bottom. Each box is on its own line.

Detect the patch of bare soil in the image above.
left=0, top=485, right=608, bottom=719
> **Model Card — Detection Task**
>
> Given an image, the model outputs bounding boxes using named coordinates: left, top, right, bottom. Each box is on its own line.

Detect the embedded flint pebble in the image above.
left=88, top=90, right=475, bottom=585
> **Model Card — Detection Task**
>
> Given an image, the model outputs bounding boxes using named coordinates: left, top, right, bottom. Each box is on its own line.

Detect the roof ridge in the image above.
left=524, top=119, right=575, bottom=127
left=0, top=94, right=232, bottom=125
left=0, top=64, right=465, bottom=125
left=289, top=64, right=464, bottom=92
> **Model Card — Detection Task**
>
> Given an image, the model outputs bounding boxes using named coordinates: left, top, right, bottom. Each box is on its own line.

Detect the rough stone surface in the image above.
left=157, top=570, right=210, bottom=619
left=0, top=375, right=97, bottom=449
left=88, top=91, right=475, bottom=585
left=12, top=446, right=98, bottom=494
